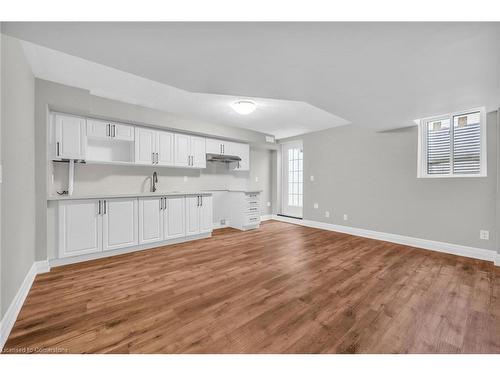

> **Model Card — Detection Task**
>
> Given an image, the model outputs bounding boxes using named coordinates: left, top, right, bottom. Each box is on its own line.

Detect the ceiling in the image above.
left=3, top=22, right=500, bottom=136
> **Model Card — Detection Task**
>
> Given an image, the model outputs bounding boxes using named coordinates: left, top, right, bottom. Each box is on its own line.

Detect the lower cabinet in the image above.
left=138, top=196, right=187, bottom=244
left=186, top=194, right=213, bottom=235
left=102, top=198, right=138, bottom=251
left=58, top=199, right=102, bottom=258
left=59, top=195, right=212, bottom=259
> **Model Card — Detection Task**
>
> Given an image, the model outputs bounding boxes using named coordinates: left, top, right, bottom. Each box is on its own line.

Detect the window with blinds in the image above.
left=419, top=108, right=485, bottom=178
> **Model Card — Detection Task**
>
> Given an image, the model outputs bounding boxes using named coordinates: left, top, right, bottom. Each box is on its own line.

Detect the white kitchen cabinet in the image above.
left=185, top=195, right=201, bottom=235
left=138, top=197, right=164, bottom=244
left=156, top=130, right=175, bottom=166
left=53, top=113, right=86, bottom=160
left=174, top=134, right=206, bottom=168
left=186, top=194, right=212, bottom=235
left=135, top=127, right=156, bottom=165
left=136, top=127, right=175, bottom=166
left=113, top=123, right=134, bottom=141
left=58, top=200, right=102, bottom=258
left=206, top=138, right=228, bottom=155
left=199, top=195, right=213, bottom=233
left=102, top=198, right=138, bottom=251
left=174, top=133, right=190, bottom=167
left=190, top=136, right=207, bottom=168
left=87, top=119, right=134, bottom=141
left=164, top=196, right=186, bottom=239
left=231, top=142, right=250, bottom=171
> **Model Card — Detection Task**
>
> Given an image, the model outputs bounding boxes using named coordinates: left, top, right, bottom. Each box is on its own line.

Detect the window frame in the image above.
left=417, top=107, right=487, bottom=178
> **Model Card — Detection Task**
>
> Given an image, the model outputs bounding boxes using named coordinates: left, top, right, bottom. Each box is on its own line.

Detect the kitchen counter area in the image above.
left=47, top=191, right=212, bottom=201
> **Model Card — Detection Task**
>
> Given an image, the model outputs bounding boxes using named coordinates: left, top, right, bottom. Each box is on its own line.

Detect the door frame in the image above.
left=281, top=140, right=303, bottom=219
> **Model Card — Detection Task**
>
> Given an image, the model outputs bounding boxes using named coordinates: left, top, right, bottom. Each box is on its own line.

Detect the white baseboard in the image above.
left=0, top=260, right=51, bottom=351
left=261, top=214, right=273, bottom=221
left=271, top=215, right=497, bottom=264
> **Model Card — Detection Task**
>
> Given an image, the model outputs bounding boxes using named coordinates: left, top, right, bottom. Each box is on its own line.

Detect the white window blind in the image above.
left=419, top=108, right=485, bottom=178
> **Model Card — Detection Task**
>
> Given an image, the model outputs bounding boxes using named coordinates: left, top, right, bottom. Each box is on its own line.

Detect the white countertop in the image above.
left=47, top=189, right=262, bottom=201
left=47, top=191, right=213, bottom=201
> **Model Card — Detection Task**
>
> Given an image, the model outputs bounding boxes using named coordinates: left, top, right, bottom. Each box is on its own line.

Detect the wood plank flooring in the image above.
left=3, top=220, right=500, bottom=353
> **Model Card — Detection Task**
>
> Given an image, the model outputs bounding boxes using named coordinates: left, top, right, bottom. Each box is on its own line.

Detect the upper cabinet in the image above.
left=135, top=127, right=174, bottom=166
left=50, top=112, right=249, bottom=171
left=174, top=134, right=206, bottom=168
left=230, top=142, right=250, bottom=171
left=52, top=113, right=87, bottom=160
left=87, top=119, right=134, bottom=141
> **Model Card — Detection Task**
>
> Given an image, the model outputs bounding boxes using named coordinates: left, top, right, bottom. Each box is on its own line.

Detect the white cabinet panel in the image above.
left=59, top=200, right=102, bottom=258
left=190, top=136, right=206, bottom=168
left=174, top=133, right=190, bottom=167
left=157, top=131, right=174, bottom=166
left=206, top=138, right=224, bottom=155
left=185, top=196, right=201, bottom=235
left=102, top=198, right=138, bottom=251
left=87, top=119, right=110, bottom=139
left=54, top=113, right=86, bottom=159
left=135, top=127, right=155, bottom=165
left=199, top=195, right=213, bottom=233
left=138, top=197, right=163, bottom=244
left=164, top=197, right=185, bottom=239
left=231, top=142, right=250, bottom=171
left=113, top=123, right=134, bottom=141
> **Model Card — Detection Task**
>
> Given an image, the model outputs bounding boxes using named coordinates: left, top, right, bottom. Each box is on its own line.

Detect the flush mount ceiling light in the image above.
left=231, top=100, right=257, bottom=115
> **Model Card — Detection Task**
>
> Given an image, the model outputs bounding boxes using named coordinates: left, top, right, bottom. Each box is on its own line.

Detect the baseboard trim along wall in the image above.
left=0, top=260, right=51, bottom=351
left=271, top=215, right=498, bottom=264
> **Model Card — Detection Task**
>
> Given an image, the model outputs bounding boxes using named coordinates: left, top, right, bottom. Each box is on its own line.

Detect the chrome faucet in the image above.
left=152, top=171, right=158, bottom=192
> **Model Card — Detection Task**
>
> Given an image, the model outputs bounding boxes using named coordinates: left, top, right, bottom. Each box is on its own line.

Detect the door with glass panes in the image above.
left=281, top=141, right=303, bottom=218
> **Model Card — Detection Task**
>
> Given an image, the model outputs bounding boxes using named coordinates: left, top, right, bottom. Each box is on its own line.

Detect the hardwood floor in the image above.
left=3, top=220, right=500, bottom=353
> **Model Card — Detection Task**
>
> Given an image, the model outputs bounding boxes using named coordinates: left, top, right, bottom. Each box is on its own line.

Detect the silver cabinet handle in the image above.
left=223, top=144, right=225, bottom=154
left=103, top=200, right=107, bottom=214
left=56, top=142, right=60, bottom=156
left=152, top=152, right=155, bottom=164
left=112, top=125, right=116, bottom=138
left=197, top=195, right=200, bottom=206
left=200, top=196, right=203, bottom=206
left=157, top=153, right=159, bottom=164
left=98, top=200, right=101, bottom=215
left=163, top=197, right=167, bottom=211
left=107, top=124, right=110, bottom=137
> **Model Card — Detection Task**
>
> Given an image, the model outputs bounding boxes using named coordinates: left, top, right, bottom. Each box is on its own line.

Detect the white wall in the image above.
left=279, top=112, right=498, bottom=251
left=1, top=35, right=36, bottom=318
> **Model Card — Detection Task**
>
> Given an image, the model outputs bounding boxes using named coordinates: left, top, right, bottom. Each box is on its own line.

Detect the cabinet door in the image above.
left=55, top=114, right=86, bottom=159
left=199, top=195, right=213, bottom=233
left=102, top=198, right=138, bottom=251
left=113, top=123, right=135, bottom=141
left=206, top=138, right=223, bottom=155
left=87, top=119, right=111, bottom=139
left=174, top=133, right=190, bottom=167
left=135, top=127, right=155, bottom=165
left=138, top=197, right=163, bottom=244
left=185, top=196, right=200, bottom=235
left=232, top=143, right=250, bottom=171
left=164, top=196, right=186, bottom=239
left=190, top=136, right=206, bottom=168
left=58, top=200, right=102, bottom=258
left=157, top=131, right=175, bottom=166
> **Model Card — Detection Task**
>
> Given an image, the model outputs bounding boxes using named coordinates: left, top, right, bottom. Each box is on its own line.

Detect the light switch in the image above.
left=255, top=176, right=259, bottom=182
left=310, top=175, right=315, bottom=182
left=183, top=176, right=188, bottom=182
left=314, top=203, right=319, bottom=209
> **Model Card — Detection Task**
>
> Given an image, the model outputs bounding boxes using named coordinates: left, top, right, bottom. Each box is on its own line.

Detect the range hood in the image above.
left=206, top=153, right=242, bottom=163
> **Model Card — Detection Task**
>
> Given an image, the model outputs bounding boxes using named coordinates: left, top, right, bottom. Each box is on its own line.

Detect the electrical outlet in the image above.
left=480, top=230, right=489, bottom=240
left=314, top=203, right=319, bottom=209
left=325, top=211, right=330, bottom=218
left=255, top=176, right=259, bottom=182
left=343, top=214, right=348, bottom=221
left=183, top=176, right=188, bottom=182
left=267, top=201, right=271, bottom=207
left=310, top=175, right=315, bottom=182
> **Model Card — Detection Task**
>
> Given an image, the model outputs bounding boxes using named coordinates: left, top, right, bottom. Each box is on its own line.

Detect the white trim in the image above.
left=261, top=214, right=273, bottom=221
left=494, top=254, right=500, bottom=267
left=270, top=215, right=497, bottom=264
left=417, top=107, right=487, bottom=178
left=0, top=261, right=51, bottom=351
